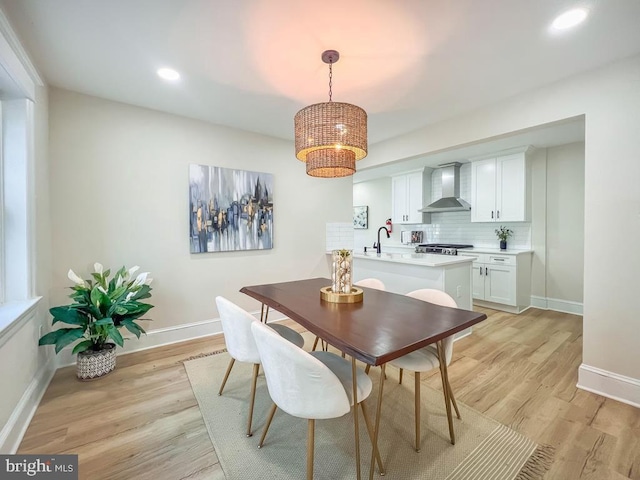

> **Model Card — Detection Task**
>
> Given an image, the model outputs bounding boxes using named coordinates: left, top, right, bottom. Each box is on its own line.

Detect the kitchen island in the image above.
left=352, top=252, right=473, bottom=311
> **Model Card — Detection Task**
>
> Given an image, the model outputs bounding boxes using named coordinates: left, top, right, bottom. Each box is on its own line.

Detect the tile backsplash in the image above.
left=406, top=211, right=531, bottom=249
left=326, top=222, right=354, bottom=252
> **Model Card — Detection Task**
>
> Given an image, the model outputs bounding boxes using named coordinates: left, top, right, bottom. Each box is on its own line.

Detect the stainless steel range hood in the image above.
left=419, top=162, right=471, bottom=212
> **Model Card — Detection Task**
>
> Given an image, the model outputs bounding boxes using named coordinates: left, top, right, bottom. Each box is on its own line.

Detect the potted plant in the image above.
left=495, top=226, right=514, bottom=250
left=39, top=263, right=153, bottom=380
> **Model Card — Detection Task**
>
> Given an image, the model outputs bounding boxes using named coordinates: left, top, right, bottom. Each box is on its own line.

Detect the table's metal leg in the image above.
left=360, top=401, right=384, bottom=474
left=446, top=377, right=461, bottom=419
left=369, top=363, right=386, bottom=480
left=437, top=341, right=455, bottom=445
left=352, top=357, right=361, bottom=480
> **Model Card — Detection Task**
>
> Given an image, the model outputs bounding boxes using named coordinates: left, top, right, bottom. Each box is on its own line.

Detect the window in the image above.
left=0, top=12, right=43, bottom=334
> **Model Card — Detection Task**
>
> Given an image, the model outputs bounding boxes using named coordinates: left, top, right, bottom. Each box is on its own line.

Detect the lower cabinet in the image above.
left=460, top=251, right=531, bottom=313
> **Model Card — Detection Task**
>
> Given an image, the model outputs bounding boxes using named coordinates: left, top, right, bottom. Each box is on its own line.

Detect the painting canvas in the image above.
left=189, top=164, right=273, bottom=253
left=353, top=206, right=368, bottom=229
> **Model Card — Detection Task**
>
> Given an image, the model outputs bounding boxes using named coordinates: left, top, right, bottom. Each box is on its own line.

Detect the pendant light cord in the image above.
left=328, top=61, right=333, bottom=102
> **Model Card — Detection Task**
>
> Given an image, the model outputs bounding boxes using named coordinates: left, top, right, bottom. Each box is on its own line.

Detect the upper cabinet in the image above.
left=470, top=148, right=532, bottom=223
left=391, top=169, right=431, bottom=224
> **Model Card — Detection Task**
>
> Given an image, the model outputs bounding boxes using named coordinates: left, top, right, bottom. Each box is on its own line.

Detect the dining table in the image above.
left=240, top=277, right=488, bottom=480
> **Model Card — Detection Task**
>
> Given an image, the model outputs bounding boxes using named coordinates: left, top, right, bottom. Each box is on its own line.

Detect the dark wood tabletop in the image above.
left=240, top=277, right=487, bottom=366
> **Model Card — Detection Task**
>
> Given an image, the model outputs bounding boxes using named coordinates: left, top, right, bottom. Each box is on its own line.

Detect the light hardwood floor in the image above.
left=19, top=307, right=640, bottom=479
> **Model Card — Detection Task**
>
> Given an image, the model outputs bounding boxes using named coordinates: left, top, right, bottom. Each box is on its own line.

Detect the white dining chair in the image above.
left=251, top=320, right=384, bottom=480
left=215, top=296, right=305, bottom=437
left=388, top=289, right=461, bottom=450
left=312, top=278, right=386, bottom=352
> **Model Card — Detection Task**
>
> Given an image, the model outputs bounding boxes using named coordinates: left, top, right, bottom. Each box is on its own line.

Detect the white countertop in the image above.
left=352, top=251, right=473, bottom=267
left=369, top=244, right=533, bottom=255
left=457, top=247, right=533, bottom=255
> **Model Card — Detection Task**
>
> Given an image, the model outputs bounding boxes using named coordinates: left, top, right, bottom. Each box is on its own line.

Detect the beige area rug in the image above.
left=184, top=337, right=552, bottom=480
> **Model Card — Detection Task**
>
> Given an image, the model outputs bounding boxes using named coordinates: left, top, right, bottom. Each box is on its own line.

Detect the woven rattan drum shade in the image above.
left=294, top=101, right=367, bottom=178
left=306, top=149, right=356, bottom=177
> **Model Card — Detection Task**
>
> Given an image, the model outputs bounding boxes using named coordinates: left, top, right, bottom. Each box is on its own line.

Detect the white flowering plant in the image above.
left=38, top=263, right=153, bottom=354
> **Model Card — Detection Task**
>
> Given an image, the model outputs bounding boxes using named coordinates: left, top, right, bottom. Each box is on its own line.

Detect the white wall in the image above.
left=545, top=142, right=585, bottom=303
left=364, top=55, right=640, bottom=403
left=48, top=89, right=352, bottom=332
left=353, top=177, right=391, bottom=251
left=530, top=148, right=548, bottom=299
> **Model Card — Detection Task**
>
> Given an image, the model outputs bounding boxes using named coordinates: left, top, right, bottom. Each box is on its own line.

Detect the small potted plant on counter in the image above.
left=495, top=226, right=513, bottom=250
left=38, top=263, right=153, bottom=380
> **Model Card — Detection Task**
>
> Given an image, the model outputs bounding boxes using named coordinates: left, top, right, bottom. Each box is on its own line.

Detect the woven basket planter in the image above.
left=76, top=343, right=116, bottom=381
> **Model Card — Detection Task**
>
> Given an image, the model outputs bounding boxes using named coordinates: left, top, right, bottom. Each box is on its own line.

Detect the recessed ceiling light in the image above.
left=157, top=68, right=180, bottom=81
left=551, top=8, right=588, bottom=30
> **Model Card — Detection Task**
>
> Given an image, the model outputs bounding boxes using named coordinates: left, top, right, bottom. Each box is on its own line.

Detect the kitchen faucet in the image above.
left=374, top=226, right=390, bottom=254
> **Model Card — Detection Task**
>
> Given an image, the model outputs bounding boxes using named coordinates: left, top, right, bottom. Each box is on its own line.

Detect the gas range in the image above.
left=414, top=243, right=474, bottom=255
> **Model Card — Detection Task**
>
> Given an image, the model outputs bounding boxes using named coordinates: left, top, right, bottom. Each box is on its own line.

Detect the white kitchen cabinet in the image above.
left=458, top=250, right=532, bottom=313
left=391, top=169, right=431, bottom=224
left=470, top=150, right=531, bottom=223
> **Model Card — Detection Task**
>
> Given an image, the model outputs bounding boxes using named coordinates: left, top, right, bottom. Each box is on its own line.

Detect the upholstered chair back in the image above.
left=251, top=321, right=351, bottom=420
left=406, top=289, right=458, bottom=365
left=216, top=296, right=260, bottom=364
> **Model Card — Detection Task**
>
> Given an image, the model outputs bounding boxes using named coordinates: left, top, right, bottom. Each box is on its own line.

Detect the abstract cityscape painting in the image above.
left=189, top=164, right=274, bottom=253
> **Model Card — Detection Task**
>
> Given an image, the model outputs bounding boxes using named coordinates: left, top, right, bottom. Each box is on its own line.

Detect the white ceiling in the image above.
left=1, top=1, right=639, bottom=154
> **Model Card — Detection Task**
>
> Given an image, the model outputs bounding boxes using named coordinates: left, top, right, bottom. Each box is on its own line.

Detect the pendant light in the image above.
left=294, top=50, right=368, bottom=178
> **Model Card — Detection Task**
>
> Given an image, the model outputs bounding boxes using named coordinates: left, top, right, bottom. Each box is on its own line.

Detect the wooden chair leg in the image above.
left=307, top=419, right=315, bottom=480
left=258, top=403, right=278, bottom=448
left=312, top=336, right=320, bottom=351
left=246, top=363, right=260, bottom=437
left=218, top=358, right=235, bottom=396
left=360, top=402, right=385, bottom=474
left=364, top=364, right=371, bottom=375
left=415, top=371, right=421, bottom=452
left=399, top=368, right=403, bottom=384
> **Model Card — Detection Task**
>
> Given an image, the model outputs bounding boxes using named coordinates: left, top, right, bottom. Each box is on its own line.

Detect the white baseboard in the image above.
left=530, top=295, right=583, bottom=315
left=56, top=309, right=289, bottom=368
left=577, top=363, right=640, bottom=408
left=529, top=295, right=547, bottom=309
left=0, top=359, right=56, bottom=453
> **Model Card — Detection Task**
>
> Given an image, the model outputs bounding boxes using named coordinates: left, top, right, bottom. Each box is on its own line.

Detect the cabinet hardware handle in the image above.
left=479, top=267, right=483, bottom=275
left=497, top=210, right=500, bottom=219
left=491, top=211, right=494, bottom=219
left=494, top=258, right=505, bottom=261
